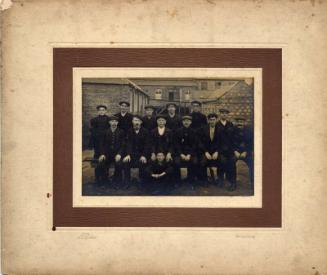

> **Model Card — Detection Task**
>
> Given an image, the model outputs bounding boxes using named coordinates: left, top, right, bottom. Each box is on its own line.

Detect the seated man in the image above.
left=174, top=115, right=198, bottom=188
left=150, top=114, right=173, bottom=163
left=198, top=113, right=221, bottom=186
left=123, top=115, right=150, bottom=189
left=233, top=117, right=254, bottom=190
left=145, top=151, right=173, bottom=195
left=98, top=116, right=125, bottom=188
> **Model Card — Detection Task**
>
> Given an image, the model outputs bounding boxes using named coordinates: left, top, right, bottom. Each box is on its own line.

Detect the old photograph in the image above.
left=81, top=77, right=255, bottom=197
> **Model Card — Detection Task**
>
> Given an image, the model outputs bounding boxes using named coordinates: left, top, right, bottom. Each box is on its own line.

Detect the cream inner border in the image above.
left=73, top=68, right=262, bottom=208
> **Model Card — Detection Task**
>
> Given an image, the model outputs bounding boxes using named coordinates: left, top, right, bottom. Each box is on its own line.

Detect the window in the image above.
left=200, top=81, right=208, bottom=90
left=169, top=92, right=174, bottom=101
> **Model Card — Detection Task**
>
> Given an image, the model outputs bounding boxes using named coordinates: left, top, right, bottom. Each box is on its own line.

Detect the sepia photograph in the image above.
left=80, top=76, right=255, bottom=197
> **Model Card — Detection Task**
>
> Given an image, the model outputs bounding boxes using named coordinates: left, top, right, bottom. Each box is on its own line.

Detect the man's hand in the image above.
left=123, top=155, right=131, bottom=163
left=152, top=174, right=158, bottom=179
left=240, top=152, right=247, bottom=158
left=166, top=152, right=173, bottom=162
left=234, top=151, right=241, bottom=159
left=98, top=155, right=106, bottom=162
left=140, top=156, right=147, bottom=164
left=115, top=154, right=121, bottom=162
left=205, top=152, right=212, bottom=160
left=181, top=154, right=186, bottom=160
left=151, top=153, right=156, bottom=161
left=212, top=152, right=219, bottom=160
left=185, top=154, right=191, bottom=161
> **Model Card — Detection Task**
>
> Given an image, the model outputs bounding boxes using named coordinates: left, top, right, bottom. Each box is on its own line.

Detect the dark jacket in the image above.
left=99, top=128, right=125, bottom=158
left=114, top=112, right=133, bottom=132
left=125, top=127, right=150, bottom=157
left=145, top=161, right=173, bottom=177
left=191, top=111, right=207, bottom=130
left=198, top=125, right=221, bottom=154
left=142, top=115, right=157, bottom=131
left=216, top=120, right=235, bottom=155
left=174, top=126, right=198, bottom=155
left=150, top=127, right=173, bottom=154
left=89, top=115, right=110, bottom=156
left=166, top=114, right=182, bottom=131
left=233, top=126, right=254, bottom=153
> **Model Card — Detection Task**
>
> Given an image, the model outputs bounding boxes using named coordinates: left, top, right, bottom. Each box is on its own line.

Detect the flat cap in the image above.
left=96, top=105, right=107, bottom=110
left=119, top=101, right=130, bottom=107
left=191, top=100, right=202, bottom=106
left=156, top=114, right=167, bottom=120
left=108, top=115, right=119, bottom=121
left=219, top=108, right=230, bottom=113
left=144, top=104, right=155, bottom=110
left=182, top=115, right=192, bottom=121
left=207, top=113, right=218, bottom=119
left=166, top=102, right=177, bottom=108
left=235, top=117, right=245, bottom=121
left=132, top=115, right=143, bottom=121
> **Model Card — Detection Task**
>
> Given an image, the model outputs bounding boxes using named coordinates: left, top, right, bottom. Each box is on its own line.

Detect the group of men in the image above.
left=89, top=100, right=253, bottom=194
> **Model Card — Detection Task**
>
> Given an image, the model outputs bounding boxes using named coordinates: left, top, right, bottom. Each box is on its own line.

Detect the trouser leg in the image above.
left=198, top=155, right=208, bottom=182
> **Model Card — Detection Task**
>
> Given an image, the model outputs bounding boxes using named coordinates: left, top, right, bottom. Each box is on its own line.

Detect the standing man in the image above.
left=150, top=114, right=173, bottom=163
left=123, top=115, right=150, bottom=189
left=98, top=116, right=125, bottom=188
left=216, top=108, right=236, bottom=191
left=198, top=113, right=221, bottom=185
left=114, top=101, right=133, bottom=132
left=142, top=104, right=157, bottom=131
left=233, top=117, right=254, bottom=189
left=174, top=115, right=198, bottom=188
left=190, top=100, right=207, bottom=130
left=89, top=105, right=110, bottom=184
left=166, top=103, right=182, bottom=131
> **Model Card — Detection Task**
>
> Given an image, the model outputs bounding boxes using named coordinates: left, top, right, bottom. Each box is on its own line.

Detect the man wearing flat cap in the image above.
left=165, top=102, right=182, bottom=131
left=174, top=115, right=199, bottom=187
left=123, top=115, right=150, bottom=188
left=216, top=108, right=237, bottom=191
left=149, top=114, right=173, bottom=163
left=89, top=105, right=110, bottom=183
left=114, top=101, right=133, bottom=132
left=233, top=117, right=254, bottom=189
left=142, top=104, right=157, bottom=131
left=197, top=113, right=221, bottom=185
left=190, top=100, right=207, bottom=130
left=98, top=116, right=125, bottom=188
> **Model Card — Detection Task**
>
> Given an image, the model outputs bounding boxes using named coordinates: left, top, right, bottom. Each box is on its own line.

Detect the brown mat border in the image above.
left=53, top=48, right=282, bottom=227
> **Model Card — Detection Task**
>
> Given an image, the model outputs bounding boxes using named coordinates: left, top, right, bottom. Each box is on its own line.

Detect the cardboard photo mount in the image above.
left=53, top=48, right=282, bottom=228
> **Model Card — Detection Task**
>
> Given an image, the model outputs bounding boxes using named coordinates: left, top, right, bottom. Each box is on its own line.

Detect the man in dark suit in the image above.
left=216, top=108, right=236, bottom=191
left=150, top=114, right=173, bottom=163
left=190, top=100, right=207, bottom=130
left=145, top=151, right=173, bottom=195
left=198, top=113, right=221, bottom=186
left=123, top=115, right=150, bottom=189
left=98, top=116, right=125, bottom=188
left=142, top=104, right=157, bottom=131
left=89, top=105, right=110, bottom=183
left=165, top=103, right=182, bottom=131
left=174, top=115, right=198, bottom=188
left=114, top=101, right=133, bottom=132
left=233, top=117, right=254, bottom=190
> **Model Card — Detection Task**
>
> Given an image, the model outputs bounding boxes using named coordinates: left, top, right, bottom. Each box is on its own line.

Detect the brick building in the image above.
left=82, top=78, right=150, bottom=148
left=201, top=80, right=254, bottom=126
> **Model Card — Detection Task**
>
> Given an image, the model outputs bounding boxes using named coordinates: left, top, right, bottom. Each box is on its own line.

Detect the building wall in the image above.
left=82, top=83, right=149, bottom=148
left=202, top=81, right=254, bottom=126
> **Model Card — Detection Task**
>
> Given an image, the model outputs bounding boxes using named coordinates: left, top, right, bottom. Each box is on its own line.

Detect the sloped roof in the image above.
left=82, top=78, right=149, bottom=97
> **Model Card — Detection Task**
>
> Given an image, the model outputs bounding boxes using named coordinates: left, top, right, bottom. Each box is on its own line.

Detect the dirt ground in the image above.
left=82, top=150, right=254, bottom=196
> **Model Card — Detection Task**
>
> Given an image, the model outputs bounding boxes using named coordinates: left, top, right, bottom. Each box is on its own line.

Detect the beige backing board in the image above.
left=1, top=0, right=327, bottom=274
